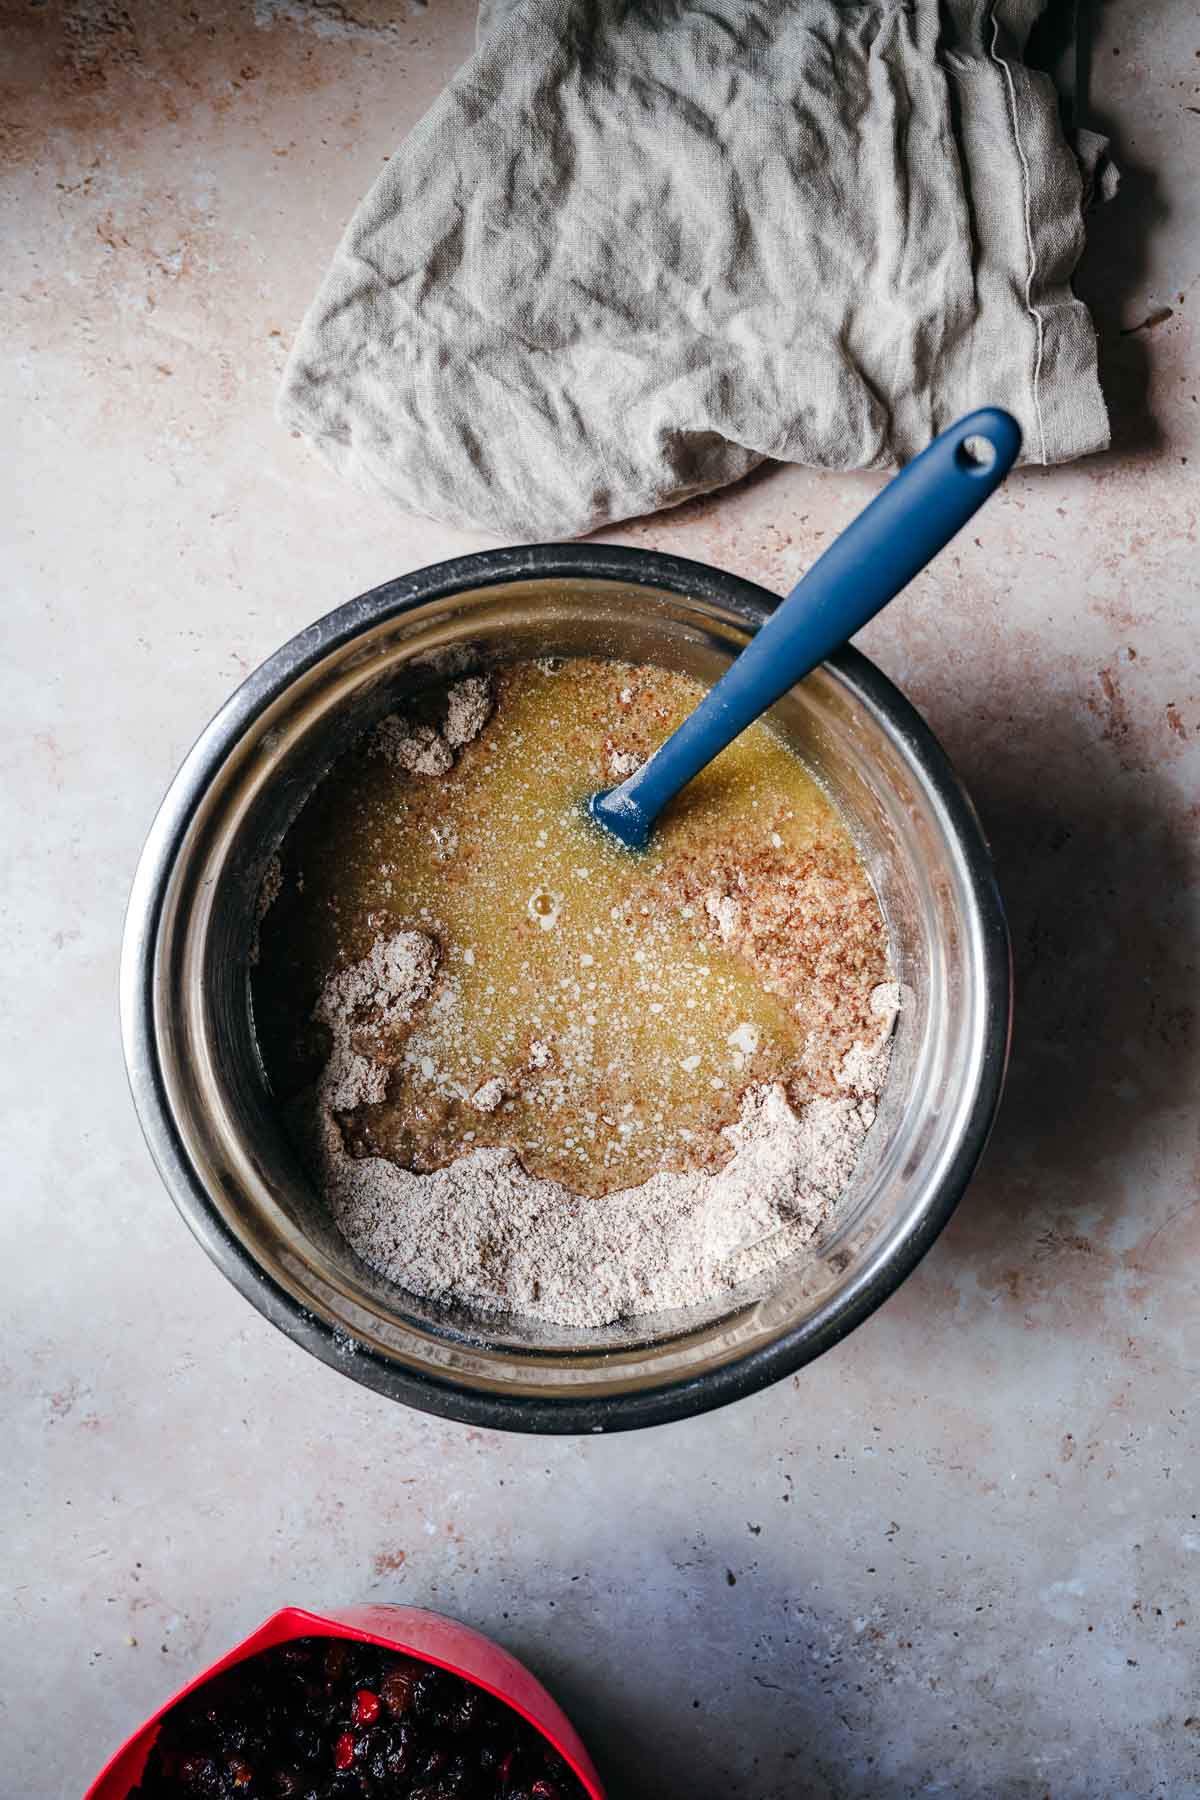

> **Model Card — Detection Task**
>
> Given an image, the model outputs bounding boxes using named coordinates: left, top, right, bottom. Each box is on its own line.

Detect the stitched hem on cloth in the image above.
left=989, top=0, right=1110, bottom=466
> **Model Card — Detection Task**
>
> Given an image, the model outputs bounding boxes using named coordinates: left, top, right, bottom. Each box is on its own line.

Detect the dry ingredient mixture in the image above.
left=253, top=658, right=897, bottom=1328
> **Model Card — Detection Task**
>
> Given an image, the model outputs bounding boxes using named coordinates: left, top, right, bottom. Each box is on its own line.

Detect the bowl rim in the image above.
left=120, top=543, right=1011, bottom=1434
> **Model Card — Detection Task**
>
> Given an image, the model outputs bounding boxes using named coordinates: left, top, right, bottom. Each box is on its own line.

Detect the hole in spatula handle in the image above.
left=957, top=433, right=999, bottom=473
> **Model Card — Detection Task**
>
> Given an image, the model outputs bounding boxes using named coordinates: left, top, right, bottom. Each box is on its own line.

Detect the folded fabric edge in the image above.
left=275, top=383, right=771, bottom=543
left=989, top=1, right=1111, bottom=464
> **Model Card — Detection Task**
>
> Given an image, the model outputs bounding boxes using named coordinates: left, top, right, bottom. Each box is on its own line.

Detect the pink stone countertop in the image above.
left=3, top=4, right=1197, bottom=1796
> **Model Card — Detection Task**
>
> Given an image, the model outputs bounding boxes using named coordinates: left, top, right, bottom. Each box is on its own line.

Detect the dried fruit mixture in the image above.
left=131, top=1634, right=587, bottom=1800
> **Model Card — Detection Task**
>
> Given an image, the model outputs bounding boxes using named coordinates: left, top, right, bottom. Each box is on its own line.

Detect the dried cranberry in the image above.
left=333, top=1730, right=355, bottom=1771
left=352, top=1687, right=380, bottom=1726
left=226, top=1761, right=255, bottom=1791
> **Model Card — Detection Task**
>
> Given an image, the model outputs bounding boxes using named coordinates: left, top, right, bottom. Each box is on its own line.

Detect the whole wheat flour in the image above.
left=368, top=675, right=494, bottom=776
left=298, top=929, right=899, bottom=1328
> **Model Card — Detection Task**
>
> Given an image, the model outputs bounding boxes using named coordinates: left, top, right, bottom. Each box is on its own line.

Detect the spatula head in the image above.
left=587, top=784, right=651, bottom=850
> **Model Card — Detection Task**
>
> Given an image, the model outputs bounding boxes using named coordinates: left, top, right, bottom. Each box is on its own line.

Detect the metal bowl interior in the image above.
left=121, top=548, right=1009, bottom=1432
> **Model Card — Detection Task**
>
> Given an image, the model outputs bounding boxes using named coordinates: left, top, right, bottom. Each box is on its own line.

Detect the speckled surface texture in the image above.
left=3, top=4, right=1198, bottom=1796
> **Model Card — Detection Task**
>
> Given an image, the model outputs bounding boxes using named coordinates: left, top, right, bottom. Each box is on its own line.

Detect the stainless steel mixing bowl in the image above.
left=120, top=546, right=1009, bottom=1432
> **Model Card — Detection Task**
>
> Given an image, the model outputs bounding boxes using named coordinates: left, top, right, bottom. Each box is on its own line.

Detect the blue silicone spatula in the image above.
left=588, top=407, right=1021, bottom=849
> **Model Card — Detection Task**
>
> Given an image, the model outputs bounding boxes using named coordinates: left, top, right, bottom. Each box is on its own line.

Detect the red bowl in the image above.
left=84, top=1602, right=606, bottom=1799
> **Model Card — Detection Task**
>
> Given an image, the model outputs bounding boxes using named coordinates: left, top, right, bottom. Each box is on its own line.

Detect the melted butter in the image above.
left=254, top=659, right=880, bottom=1198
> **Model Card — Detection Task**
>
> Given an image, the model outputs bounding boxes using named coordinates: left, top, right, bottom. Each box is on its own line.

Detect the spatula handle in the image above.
left=598, top=408, right=1020, bottom=847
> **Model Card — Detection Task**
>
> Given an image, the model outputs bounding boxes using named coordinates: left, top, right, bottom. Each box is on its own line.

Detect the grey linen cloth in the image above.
left=279, top=0, right=1110, bottom=541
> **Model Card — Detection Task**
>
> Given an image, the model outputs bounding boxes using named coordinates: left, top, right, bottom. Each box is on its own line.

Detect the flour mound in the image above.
left=370, top=719, right=454, bottom=777
left=369, top=674, right=493, bottom=777
left=314, top=930, right=440, bottom=1109
left=443, top=676, right=493, bottom=747
left=302, top=934, right=897, bottom=1328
